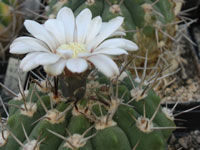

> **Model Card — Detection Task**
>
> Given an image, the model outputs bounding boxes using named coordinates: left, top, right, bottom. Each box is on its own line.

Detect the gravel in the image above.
left=168, top=130, right=200, bottom=150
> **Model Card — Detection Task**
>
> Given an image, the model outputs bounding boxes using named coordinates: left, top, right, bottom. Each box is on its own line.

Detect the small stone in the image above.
left=175, top=144, right=180, bottom=149
left=196, top=136, right=200, bottom=143
left=194, top=130, right=200, bottom=135
left=187, top=79, right=193, bottom=84
left=178, top=138, right=188, bottom=149
left=169, top=135, right=176, bottom=144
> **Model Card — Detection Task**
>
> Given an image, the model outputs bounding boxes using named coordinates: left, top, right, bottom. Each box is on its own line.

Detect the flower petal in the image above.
left=24, top=20, right=58, bottom=50
left=57, top=7, right=75, bottom=43
left=88, top=55, right=119, bottom=77
left=44, top=19, right=66, bottom=45
left=75, top=8, right=92, bottom=43
left=66, top=58, right=88, bottom=73
left=20, top=52, right=41, bottom=72
left=97, top=38, right=138, bottom=51
left=85, top=16, right=102, bottom=44
left=93, top=48, right=128, bottom=55
left=44, top=59, right=66, bottom=76
left=34, top=53, right=60, bottom=65
left=10, top=37, right=50, bottom=54
left=56, top=49, right=73, bottom=59
left=87, top=17, right=124, bottom=50
left=109, top=30, right=126, bottom=37
left=77, top=52, right=93, bottom=58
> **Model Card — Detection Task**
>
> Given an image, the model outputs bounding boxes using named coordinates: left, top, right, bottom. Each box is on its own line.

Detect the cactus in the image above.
left=2, top=5, right=177, bottom=150
left=0, top=71, right=176, bottom=150
left=46, top=0, right=181, bottom=74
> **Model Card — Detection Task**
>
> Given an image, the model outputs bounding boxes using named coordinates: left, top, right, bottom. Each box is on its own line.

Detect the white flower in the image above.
left=10, top=7, right=138, bottom=77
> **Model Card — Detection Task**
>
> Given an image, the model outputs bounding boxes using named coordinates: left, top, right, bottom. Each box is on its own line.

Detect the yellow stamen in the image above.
left=58, top=43, right=87, bottom=58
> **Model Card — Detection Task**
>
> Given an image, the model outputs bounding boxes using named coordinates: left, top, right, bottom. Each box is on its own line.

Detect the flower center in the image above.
left=58, top=43, right=87, bottom=58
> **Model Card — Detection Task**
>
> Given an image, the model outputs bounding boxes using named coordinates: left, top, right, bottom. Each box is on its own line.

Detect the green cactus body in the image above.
left=92, top=125, right=132, bottom=150
left=115, top=105, right=166, bottom=150
left=0, top=72, right=175, bottom=150
left=23, top=102, right=69, bottom=150
left=152, top=0, right=175, bottom=22
left=130, top=90, right=175, bottom=140
left=67, top=115, right=91, bottom=135
left=8, top=90, right=50, bottom=116
left=28, top=117, right=66, bottom=150
left=102, top=2, right=136, bottom=39
left=5, top=102, right=41, bottom=150
left=74, top=0, right=103, bottom=17
left=8, top=100, right=24, bottom=116
left=121, top=74, right=175, bottom=140
left=113, top=87, right=169, bottom=149
left=57, top=112, right=93, bottom=150
left=123, top=0, right=145, bottom=28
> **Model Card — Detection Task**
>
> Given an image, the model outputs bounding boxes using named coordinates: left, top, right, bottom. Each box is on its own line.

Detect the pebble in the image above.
left=178, top=138, right=188, bottom=149
left=196, top=136, right=200, bottom=143
left=168, top=130, right=200, bottom=150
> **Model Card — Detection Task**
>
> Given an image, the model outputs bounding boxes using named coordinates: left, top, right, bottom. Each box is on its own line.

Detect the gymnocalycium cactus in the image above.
left=1, top=6, right=176, bottom=150
left=46, top=0, right=181, bottom=74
